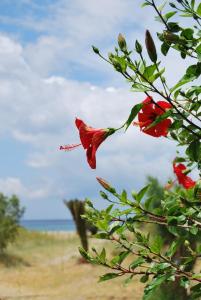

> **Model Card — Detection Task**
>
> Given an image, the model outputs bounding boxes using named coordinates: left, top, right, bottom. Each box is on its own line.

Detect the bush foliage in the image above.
left=0, top=193, right=24, bottom=251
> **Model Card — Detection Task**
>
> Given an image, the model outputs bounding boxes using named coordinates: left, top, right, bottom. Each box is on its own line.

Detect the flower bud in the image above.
left=96, top=177, right=116, bottom=193
left=184, top=240, right=190, bottom=247
left=100, top=191, right=108, bottom=200
left=135, top=40, right=142, bottom=54
left=118, top=33, right=127, bottom=52
left=145, top=30, right=157, bottom=63
left=92, top=46, right=100, bottom=54
left=169, top=3, right=176, bottom=8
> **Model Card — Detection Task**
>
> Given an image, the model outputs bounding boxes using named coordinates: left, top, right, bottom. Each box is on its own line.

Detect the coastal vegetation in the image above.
left=0, top=228, right=144, bottom=299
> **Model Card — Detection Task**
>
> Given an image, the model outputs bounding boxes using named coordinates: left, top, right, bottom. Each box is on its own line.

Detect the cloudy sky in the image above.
left=0, top=0, right=192, bottom=219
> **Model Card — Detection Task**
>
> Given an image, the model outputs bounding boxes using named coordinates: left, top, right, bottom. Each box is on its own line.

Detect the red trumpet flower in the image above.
left=173, top=163, right=196, bottom=189
left=60, top=118, right=109, bottom=169
left=135, top=96, right=172, bottom=137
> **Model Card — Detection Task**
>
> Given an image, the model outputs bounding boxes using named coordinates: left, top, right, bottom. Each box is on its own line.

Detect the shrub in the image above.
left=0, top=193, right=24, bottom=252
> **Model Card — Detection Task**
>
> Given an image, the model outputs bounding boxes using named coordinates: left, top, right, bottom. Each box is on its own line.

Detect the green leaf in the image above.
left=157, top=1, right=167, bottom=12
left=79, top=247, right=91, bottom=261
left=99, top=248, right=106, bottom=263
left=180, top=277, right=190, bottom=289
left=166, top=240, right=180, bottom=257
left=125, top=103, right=143, bottom=130
left=196, top=43, right=201, bottom=61
left=170, top=63, right=201, bottom=92
left=163, top=11, right=177, bottom=21
left=190, top=226, right=198, bottom=235
left=150, top=236, right=164, bottom=254
left=111, top=251, right=130, bottom=266
left=130, top=257, right=146, bottom=269
left=143, top=274, right=169, bottom=298
left=136, top=185, right=150, bottom=203
left=142, top=64, right=157, bottom=82
left=94, top=232, right=109, bottom=239
left=141, top=2, right=151, bottom=8
left=121, top=190, right=127, bottom=203
left=186, top=140, right=200, bottom=162
left=99, top=273, right=119, bottom=282
left=131, top=83, right=151, bottom=92
left=124, top=274, right=134, bottom=285
left=140, top=274, right=149, bottom=283
left=180, top=28, right=194, bottom=40
left=161, top=42, right=170, bottom=56
left=197, top=3, right=201, bottom=17
left=191, top=0, right=195, bottom=9
left=145, top=109, right=172, bottom=130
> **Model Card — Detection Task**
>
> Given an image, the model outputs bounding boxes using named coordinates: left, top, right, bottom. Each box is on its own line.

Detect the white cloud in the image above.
left=0, top=177, right=50, bottom=199
left=0, top=1, right=192, bottom=218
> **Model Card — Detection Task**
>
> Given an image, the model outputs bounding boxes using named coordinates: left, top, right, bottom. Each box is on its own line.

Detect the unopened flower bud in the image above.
left=92, top=46, right=100, bottom=54
left=118, top=33, right=127, bottom=52
left=100, top=191, right=108, bottom=200
left=169, top=3, right=176, bottom=8
left=96, top=177, right=116, bottom=193
left=135, top=40, right=142, bottom=54
left=184, top=240, right=190, bottom=247
left=145, top=30, right=157, bottom=63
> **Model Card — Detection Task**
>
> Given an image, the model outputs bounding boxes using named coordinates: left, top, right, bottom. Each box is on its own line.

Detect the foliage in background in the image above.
left=0, top=193, right=24, bottom=252
left=64, top=199, right=89, bottom=251
left=64, top=199, right=97, bottom=252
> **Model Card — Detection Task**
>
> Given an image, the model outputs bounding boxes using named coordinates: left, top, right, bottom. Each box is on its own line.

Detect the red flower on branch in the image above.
left=134, top=96, right=172, bottom=137
left=173, top=163, right=196, bottom=189
left=60, top=118, right=109, bottom=169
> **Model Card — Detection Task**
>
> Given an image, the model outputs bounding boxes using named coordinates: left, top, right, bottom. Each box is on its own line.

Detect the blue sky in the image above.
left=0, top=0, right=192, bottom=219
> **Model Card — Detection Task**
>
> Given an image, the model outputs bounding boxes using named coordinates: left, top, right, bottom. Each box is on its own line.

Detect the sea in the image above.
left=20, top=219, right=75, bottom=232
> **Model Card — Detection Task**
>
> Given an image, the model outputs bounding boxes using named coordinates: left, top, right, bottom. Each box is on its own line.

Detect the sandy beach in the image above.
left=0, top=229, right=143, bottom=300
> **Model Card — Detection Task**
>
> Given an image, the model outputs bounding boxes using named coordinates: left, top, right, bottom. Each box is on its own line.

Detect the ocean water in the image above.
left=20, top=219, right=75, bottom=232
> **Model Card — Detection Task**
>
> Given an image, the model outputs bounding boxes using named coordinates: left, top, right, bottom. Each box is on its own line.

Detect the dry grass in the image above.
left=0, top=229, right=144, bottom=300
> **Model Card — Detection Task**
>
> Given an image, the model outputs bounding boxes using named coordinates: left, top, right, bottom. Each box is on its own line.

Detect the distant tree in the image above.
left=64, top=199, right=88, bottom=251
left=0, top=193, right=24, bottom=252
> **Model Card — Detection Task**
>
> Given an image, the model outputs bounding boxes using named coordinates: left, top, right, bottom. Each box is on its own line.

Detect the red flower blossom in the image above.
left=60, top=118, right=109, bottom=169
left=135, top=96, right=172, bottom=137
left=76, top=118, right=109, bottom=169
left=173, top=163, right=196, bottom=189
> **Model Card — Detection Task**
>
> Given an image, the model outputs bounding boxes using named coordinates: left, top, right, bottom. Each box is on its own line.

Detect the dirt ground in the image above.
left=0, top=230, right=144, bottom=300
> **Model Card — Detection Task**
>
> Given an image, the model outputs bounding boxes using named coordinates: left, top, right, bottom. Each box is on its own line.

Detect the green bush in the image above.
left=0, top=193, right=24, bottom=252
